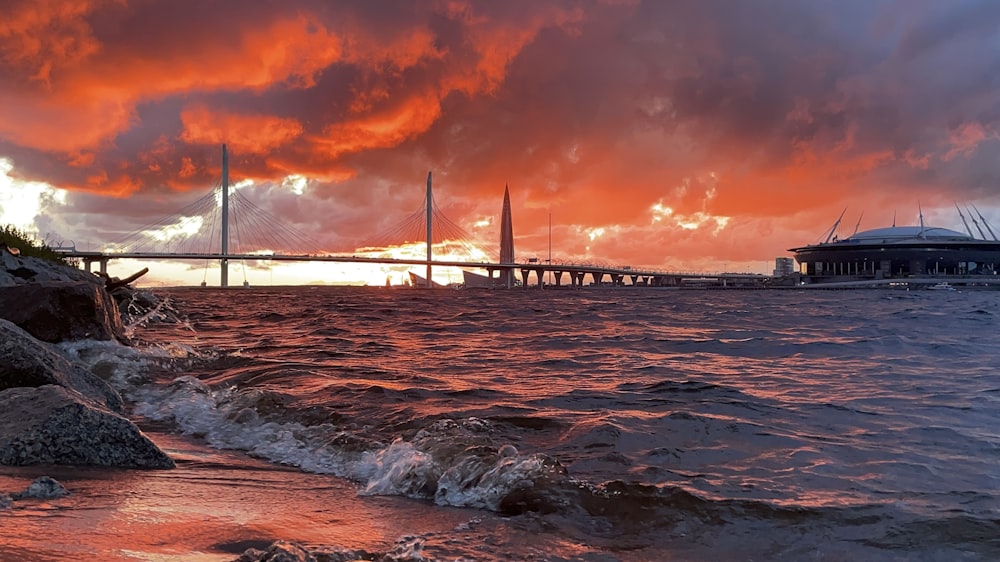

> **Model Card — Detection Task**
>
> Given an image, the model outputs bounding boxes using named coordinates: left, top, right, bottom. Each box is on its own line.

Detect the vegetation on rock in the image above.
left=0, top=225, right=67, bottom=264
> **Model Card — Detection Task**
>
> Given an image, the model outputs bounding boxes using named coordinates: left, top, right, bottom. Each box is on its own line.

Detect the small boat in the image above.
left=927, top=282, right=956, bottom=291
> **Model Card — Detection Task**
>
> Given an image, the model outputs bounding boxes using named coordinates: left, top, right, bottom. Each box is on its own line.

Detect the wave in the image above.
left=47, top=343, right=844, bottom=529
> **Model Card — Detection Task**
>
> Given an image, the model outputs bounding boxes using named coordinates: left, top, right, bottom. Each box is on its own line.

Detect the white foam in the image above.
left=437, top=454, right=553, bottom=511
left=58, top=336, right=559, bottom=512
left=359, top=439, right=439, bottom=497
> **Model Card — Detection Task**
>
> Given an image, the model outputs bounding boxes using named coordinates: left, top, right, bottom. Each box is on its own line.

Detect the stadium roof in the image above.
left=846, top=226, right=972, bottom=243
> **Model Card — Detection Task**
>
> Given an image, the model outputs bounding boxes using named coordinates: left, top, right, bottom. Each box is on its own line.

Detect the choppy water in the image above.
left=67, top=286, right=1000, bottom=560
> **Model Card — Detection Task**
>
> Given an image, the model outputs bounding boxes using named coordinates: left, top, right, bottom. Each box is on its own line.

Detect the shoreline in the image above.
left=0, top=431, right=487, bottom=561
left=1, top=430, right=658, bottom=561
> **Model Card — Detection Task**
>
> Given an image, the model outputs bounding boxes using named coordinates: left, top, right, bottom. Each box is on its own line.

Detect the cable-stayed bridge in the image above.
left=57, top=146, right=767, bottom=288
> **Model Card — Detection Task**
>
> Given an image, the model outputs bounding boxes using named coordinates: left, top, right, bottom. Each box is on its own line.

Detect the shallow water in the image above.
left=0, top=434, right=481, bottom=561
left=4, top=286, right=999, bottom=560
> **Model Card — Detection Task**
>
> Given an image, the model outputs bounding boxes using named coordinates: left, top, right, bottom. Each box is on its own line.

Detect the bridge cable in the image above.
left=110, top=188, right=219, bottom=253
left=354, top=191, right=496, bottom=262
left=201, top=181, right=222, bottom=282
left=230, top=189, right=325, bottom=255
left=228, top=189, right=249, bottom=284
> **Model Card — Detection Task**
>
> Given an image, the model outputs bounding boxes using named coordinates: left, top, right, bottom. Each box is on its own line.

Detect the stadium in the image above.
left=789, top=208, right=1000, bottom=286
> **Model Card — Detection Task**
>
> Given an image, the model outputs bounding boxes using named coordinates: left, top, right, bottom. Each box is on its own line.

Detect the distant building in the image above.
left=498, top=185, right=515, bottom=287
left=773, top=257, right=795, bottom=277
left=790, top=223, right=1000, bottom=283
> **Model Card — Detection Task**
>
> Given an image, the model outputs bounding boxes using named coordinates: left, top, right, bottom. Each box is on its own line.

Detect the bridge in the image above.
left=56, top=145, right=768, bottom=289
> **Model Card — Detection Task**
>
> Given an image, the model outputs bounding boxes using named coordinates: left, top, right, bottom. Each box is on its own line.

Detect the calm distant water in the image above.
left=72, top=286, right=1000, bottom=559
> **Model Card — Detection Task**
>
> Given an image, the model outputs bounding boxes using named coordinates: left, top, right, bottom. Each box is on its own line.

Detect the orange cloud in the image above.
left=0, top=9, right=345, bottom=154
left=0, top=0, right=103, bottom=87
left=315, top=91, right=442, bottom=157
left=441, top=2, right=584, bottom=97
left=0, top=89, right=135, bottom=153
left=180, top=104, right=304, bottom=154
left=944, top=122, right=997, bottom=161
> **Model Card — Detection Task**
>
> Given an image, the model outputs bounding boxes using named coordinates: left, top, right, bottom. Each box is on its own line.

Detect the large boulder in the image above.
left=0, top=252, right=172, bottom=472
left=0, top=281, right=127, bottom=343
left=0, top=385, right=174, bottom=469
left=0, top=319, right=124, bottom=413
left=0, top=251, right=99, bottom=287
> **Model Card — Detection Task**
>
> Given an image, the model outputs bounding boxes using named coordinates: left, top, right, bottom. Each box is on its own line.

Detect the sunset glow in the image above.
left=0, top=1, right=998, bottom=285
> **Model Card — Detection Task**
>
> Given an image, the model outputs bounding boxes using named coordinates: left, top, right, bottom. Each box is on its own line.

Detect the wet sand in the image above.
left=0, top=432, right=483, bottom=561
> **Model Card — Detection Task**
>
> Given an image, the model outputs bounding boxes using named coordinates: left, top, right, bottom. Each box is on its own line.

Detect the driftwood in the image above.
left=103, top=268, right=149, bottom=292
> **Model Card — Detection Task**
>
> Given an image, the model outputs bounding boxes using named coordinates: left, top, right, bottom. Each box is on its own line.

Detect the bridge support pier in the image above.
left=573, top=271, right=585, bottom=287
left=83, top=258, right=109, bottom=275
left=519, top=268, right=545, bottom=288
left=486, top=267, right=517, bottom=289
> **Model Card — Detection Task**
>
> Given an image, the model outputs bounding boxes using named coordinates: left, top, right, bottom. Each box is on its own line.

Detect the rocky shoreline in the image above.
left=0, top=248, right=420, bottom=562
left=0, top=247, right=173, bottom=470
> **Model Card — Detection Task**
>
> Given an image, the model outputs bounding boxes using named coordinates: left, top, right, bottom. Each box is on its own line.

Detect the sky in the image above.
left=1, top=0, right=999, bottom=286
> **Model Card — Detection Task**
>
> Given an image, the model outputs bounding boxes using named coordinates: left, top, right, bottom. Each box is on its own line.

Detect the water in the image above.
left=11, top=287, right=1000, bottom=560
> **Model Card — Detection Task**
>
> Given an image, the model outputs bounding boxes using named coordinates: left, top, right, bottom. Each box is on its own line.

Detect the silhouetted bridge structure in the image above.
left=56, top=146, right=768, bottom=289
left=60, top=249, right=766, bottom=289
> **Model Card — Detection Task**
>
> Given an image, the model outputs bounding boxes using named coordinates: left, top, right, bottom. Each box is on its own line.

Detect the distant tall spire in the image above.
left=499, top=184, right=515, bottom=287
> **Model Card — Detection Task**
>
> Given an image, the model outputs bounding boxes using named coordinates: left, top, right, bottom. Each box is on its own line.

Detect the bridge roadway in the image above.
left=58, top=249, right=767, bottom=288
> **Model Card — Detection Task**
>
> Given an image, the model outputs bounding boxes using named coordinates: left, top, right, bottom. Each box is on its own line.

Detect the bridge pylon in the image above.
left=425, top=171, right=432, bottom=288
left=220, top=144, right=230, bottom=287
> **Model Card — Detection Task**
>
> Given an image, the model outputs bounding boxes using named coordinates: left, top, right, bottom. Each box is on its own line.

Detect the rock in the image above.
left=234, top=541, right=316, bottom=562
left=0, top=494, right=10, bottom=509
left=0, top=281, right=127, bottom=344
left=233, top=541, right=387, bottom=562
left=0, top=385, right=175, bottom=469
left=12, top=476, right=70, bottom=500
left=0, top=319, right=124, bottom=413
left=0, top=252, right=100, bottom=287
